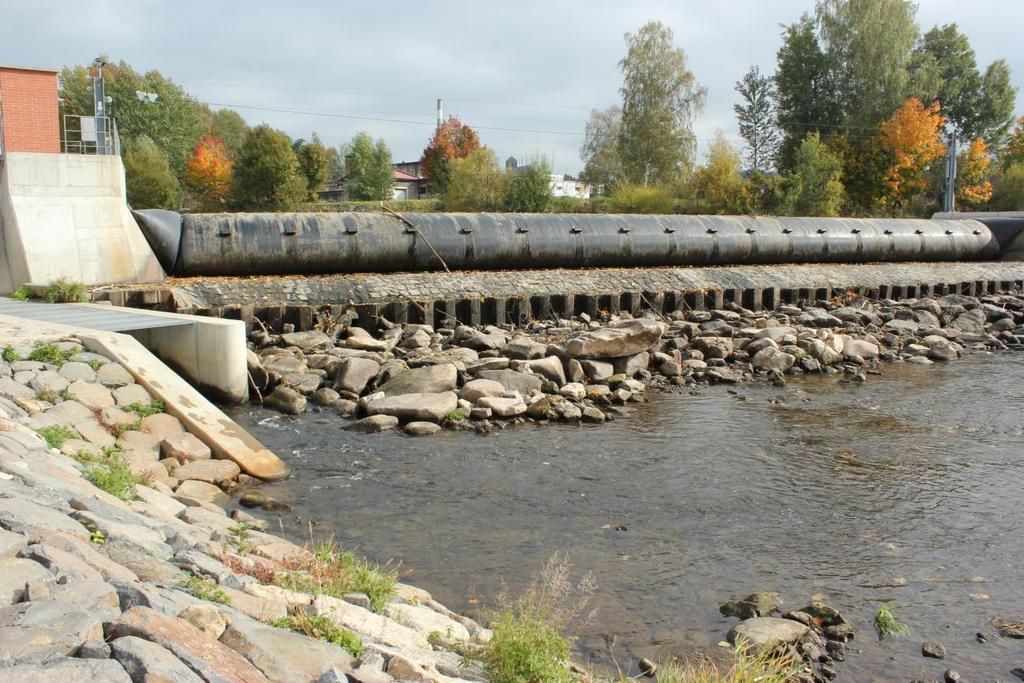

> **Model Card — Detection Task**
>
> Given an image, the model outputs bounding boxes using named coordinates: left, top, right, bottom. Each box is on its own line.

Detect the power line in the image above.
left=182, top=79, right=594, bottom=112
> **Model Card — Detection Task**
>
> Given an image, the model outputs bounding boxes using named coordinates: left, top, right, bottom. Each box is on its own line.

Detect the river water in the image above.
left=226, top=352, right=1024, bottom=680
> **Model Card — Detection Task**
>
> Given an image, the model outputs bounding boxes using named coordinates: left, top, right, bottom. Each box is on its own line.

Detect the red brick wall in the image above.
left=0, top=67, right=60, bottom=153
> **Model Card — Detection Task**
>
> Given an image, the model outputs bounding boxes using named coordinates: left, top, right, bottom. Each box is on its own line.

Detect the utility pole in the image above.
left=92, top=58, right=110, bottom=155
left=942, top=131, right=958, bottom=213
left=436, top=99, right=443, bottom=131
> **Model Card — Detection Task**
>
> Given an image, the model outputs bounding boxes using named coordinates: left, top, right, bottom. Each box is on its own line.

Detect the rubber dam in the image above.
left=108, top=209, right=1024, bottom=330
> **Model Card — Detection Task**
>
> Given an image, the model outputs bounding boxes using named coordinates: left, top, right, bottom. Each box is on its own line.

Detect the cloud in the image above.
left=3, top=0, right=1020, bottom=174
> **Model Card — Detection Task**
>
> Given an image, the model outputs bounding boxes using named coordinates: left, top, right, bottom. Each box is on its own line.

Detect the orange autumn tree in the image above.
left=956, top=137, right=993, bottom=209
left=420, top=117, right=480, bottom=194
left=877, top=98, right=947, bottom=210
left=183, top=135, right=233, bottom=211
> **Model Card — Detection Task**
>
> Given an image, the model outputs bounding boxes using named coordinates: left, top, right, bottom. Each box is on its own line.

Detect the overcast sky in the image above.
left=4, top=1, right=1022, bottom=175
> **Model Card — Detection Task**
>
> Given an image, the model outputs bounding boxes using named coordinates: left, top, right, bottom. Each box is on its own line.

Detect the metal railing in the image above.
left=62, top=114, right=120, bottom=155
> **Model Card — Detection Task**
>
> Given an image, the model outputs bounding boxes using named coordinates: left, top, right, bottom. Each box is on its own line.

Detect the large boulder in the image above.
left=364, top=392, right=458, bottom=423
left=691, top=336, right=734, bottom=360
left=262, top=386, right=306, bottom=415
left=459, top=379, right=506, bottom=403
left=565, top=319, right=667, bottom=359
left=525, top=356, right=566, bottom=386
left=502, top=336, right=549, bottom=360
left=727, top=617, right=808, bottom=651
left=476, top=369, right=543, bottom=396
left=751, top=348, right=796, bottom=373
left=377, top=364, right=457, bottom=396
left=333, top=357, right=381, bottom=395
left=280, top=330, right=332, bottom=351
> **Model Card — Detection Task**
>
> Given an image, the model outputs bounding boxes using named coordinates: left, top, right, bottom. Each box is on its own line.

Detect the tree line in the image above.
left=581, top=1, right=1023, bottom=216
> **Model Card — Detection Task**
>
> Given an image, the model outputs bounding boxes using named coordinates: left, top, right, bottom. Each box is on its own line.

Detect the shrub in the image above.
left=481, top=554, right=594, bottom=683
left=271, top=608, right=363, bottom=657
left=608, top=182, right=675, bottom=214
left=37, top=425, right=79, bottom=449
left=2, top=346, right=21, bottom=363
left=42, top=277, right=87, bottom=303
left=294, top=198, right=442, bottom=213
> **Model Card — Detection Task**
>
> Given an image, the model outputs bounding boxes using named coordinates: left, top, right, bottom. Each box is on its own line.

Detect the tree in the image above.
left=59, top=58, right=205, bottom=175
left=206, top=108, right=249, bottom=158
left=784, top=132, right=844, bottom=216
left=774, top=15, right=841, bottom=170
left=580, top=106, right=623, bottom=189
left=877, top=97, right=947, bottom=210
left=734, top=66, right=779, bottom=173
left=816, top=0, right=919, bottom=131
left=503, top=157, right=553, bottom=212
left=693, top=132, right=747, bottom=214
left=346, top=132, right=393, bottom=201
left=1001, top=116, right=1024, bottom=168
left=183, top=135, right=232, bottom=211
left=443, top=148, right=505, bottom=211
left=956, top=137, right=993, bottom=209
left=991, top=163, right=1024, bottom=210
left=421, top=117, right=480, bottom=194
left=618, top=21, right=707, bottom=185
left=911, top=25, right=1017, bottom=145
left=123, top=135, right=179, bottom=209
left=294, top=134, right=332, bottom=201
left=229, top=125, right=305, bottom=211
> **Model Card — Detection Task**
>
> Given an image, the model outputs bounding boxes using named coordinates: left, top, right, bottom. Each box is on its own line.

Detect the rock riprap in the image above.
left=0, top=336, right=486, bottom=682
left=245, top=291, right=1024, bottom=436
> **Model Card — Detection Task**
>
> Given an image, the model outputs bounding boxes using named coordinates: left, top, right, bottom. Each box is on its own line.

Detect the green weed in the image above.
left=874, top=603, right=909, bottom=640
left=637, top=639, right=806, bottom=683
left=10, top=286, right=35, bottom=301
left=86, top=359, right=105, bottom=371
left=35, top=388, right=59, bottom=404
left=27, top=343, right=74, bottom=365
left=270, top=607, right=363, bottom=657
left=123, top=400, right=165, bottom=418
left=37, top=425, right=79, bottom=449
left=81, top=453, right=143, bottom=501
left=180, top=573, right=231, bottom=604
left=2, top=346, right=21, bottom=363
left=445, top=409, right=467, bottom=422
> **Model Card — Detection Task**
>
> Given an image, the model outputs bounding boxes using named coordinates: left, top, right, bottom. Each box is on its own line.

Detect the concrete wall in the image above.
left=0, top=152, right=164, bottom=293
left=0, top=66, right=60, bottom=154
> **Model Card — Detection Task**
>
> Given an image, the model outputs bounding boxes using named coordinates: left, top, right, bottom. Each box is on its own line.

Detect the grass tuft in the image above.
left=42, top=278, right=87, bottom=303
left=2, top=346, right=20, bottom=363
left=445, top=409, right=467, bottom=422
left=123, top=399, right=165, bottom=418
left=874, top=603, right=909, bottom=640
left=37, top=425, right=79, bottom=449
left=180, top=573, right=231, bottom=604
left=86, top=359, right=105, bottom=371
left=643, top=639, right=806, bottom=683
left=272, top=537, right=398, bottom=614
left=481, top=553, right=595, bottom=683
left=270, top=607, right=363, bottom=657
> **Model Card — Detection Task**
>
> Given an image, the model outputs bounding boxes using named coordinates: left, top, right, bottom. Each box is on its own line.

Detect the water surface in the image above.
left=227, top=353, right=1024, bottom=680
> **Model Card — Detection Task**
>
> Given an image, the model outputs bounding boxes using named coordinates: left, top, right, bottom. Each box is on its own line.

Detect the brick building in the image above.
left=0, top=64, right=60, bottom=154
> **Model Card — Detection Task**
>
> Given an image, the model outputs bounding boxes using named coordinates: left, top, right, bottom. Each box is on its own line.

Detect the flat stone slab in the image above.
left=110, top=634, right=205, bottom=683
left=0, top=658, right=132, bottom=682
left=727, top=616, right=809, bottom=650
left=365, top=392, right=457, bottom=423
left=221, top=613, right=356, bottom=682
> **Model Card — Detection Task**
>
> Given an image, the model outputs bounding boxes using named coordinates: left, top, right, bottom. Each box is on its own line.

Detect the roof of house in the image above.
left=0, top=64, right=59, bottom=74
left=394, top=169, right=420, bottom=181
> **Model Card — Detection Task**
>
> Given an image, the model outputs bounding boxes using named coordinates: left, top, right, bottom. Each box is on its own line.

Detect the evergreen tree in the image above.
left=734, top=66, right=780, bottom=172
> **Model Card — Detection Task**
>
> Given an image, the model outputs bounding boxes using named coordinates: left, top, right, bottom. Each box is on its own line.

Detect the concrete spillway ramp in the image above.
left=133, top=210, right=1014, bottom=278
left=0, top=153, right=164, bottom=294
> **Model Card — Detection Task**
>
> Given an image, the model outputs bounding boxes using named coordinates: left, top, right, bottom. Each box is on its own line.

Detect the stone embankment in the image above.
left=247, top=290, right=1024, bottom=431
left=0, top=339, right=490, bottom=682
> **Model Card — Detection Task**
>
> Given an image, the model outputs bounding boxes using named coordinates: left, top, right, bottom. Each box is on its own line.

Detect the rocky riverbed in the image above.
left=0, top=338, right=491, bottom=682
left=246, top=290, right=1024, bottom=432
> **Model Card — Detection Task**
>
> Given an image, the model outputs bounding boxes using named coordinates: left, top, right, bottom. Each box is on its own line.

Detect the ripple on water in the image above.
left=225, top=352, right=1024, bottom=679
